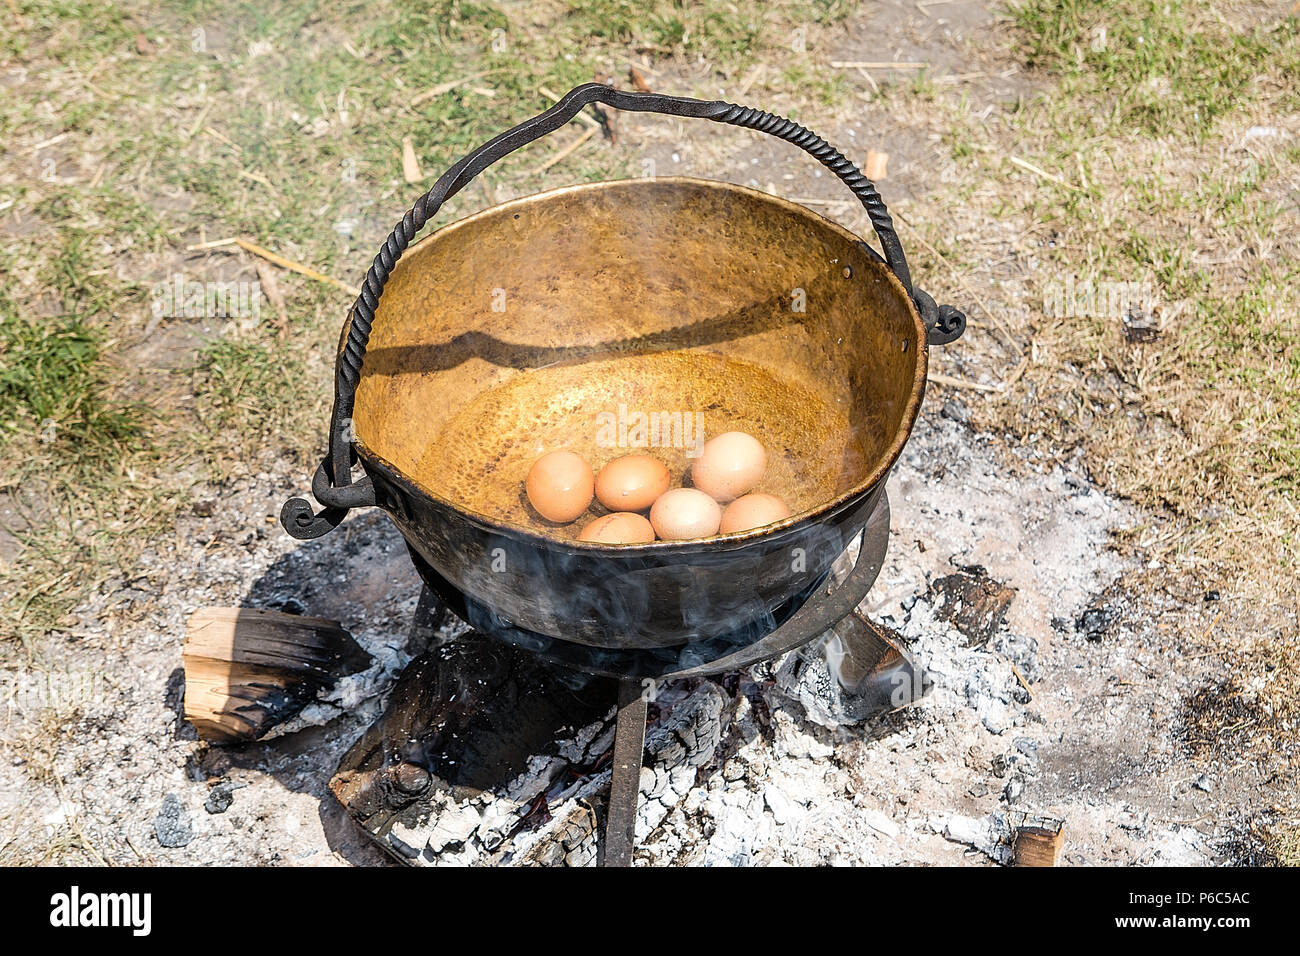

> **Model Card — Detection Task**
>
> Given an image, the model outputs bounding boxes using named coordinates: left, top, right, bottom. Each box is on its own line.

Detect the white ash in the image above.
left=7, top=408, right=1230, bottom=866
left=371, top=681, right=733, bottom=866
left=931, top=811, right=1015, bottom=865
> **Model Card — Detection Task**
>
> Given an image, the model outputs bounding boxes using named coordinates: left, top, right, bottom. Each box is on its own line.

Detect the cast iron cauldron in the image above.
left=281, top=84, right=965, bottom=652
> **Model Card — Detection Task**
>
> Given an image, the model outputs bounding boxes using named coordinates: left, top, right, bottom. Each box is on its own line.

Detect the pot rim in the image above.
left=351, top=176, right=929, bottom=554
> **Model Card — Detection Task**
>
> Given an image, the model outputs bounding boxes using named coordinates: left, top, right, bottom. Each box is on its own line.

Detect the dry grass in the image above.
left=855, top=1, right=1300, bottom=597
left=2, top=0, right=1294, bottom=663
left=985, top=2, right=1300, bottom=589
left=954, top=1, right=1300, bottom=864
left=0, top=0, right=853, bottom=647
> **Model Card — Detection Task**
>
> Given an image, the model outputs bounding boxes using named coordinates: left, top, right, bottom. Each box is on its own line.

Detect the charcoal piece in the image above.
left=928, top=565, right=1016, bottom=645
left=330, top=632, right=614, bottom=848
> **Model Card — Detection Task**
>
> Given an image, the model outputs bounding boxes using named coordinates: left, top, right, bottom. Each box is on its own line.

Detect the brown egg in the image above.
left=578, top=512, right=656, bottom=545
left=720, top=493, right=791, bottom=534
left=649, top=488, right=722, bottom=541
left=594, top=454, right=670, bottom=512
left=690, top=431, right=767, bottom=502
left=525, top=450, right=594, bottom=523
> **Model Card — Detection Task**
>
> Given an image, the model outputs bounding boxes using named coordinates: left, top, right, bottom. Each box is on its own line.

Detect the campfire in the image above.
left=190, top=84, right=969, bottom=865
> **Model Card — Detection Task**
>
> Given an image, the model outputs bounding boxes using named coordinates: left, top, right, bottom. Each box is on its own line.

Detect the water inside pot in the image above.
left=352, top=178, right=922, bottom=543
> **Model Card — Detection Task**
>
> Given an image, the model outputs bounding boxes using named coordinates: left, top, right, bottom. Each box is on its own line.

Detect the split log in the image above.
left=183, top=607, right=372, bottom=743
left=1014, top=820, right=1065, bottom=866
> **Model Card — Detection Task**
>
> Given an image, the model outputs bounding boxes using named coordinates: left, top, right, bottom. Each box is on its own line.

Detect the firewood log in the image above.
left=1014, top=824, right=1065, bottom=866
left=183, top=607, right=371, bottom=743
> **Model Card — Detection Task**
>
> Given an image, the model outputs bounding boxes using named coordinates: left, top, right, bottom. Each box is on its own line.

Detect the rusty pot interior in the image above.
left=352, top=177, right=925, bottom=544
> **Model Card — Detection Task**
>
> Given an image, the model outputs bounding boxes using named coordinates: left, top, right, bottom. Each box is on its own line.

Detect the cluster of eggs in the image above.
left=524, top=431, right=792, bottom=545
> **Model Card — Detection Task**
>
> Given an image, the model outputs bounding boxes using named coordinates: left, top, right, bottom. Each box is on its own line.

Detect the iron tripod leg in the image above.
left=405, top=584, right=446, bottom=656
left=599, top=679, right=648, bottom=867
left=825, top=611, right=932, bottom=711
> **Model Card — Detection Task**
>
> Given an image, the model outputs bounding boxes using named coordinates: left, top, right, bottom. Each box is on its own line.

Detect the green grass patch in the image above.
left=0, top=313, right=143, bottom=456
left=1011, top=0, right=1300, bottom=138
left=0, top=240, right=148, bottom=469
left=191, top=335, right=320, bottom=465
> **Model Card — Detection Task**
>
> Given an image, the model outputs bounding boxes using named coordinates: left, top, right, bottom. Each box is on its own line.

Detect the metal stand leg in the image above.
left=405, top=584, right=446, bottom=656
left=600, top=679, right=647, bottom=867
left=827, top=611, right=931, bottom=711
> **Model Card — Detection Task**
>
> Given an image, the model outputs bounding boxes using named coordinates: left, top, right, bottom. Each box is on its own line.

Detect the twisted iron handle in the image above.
left=283, top=83, right=966, bottom=539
